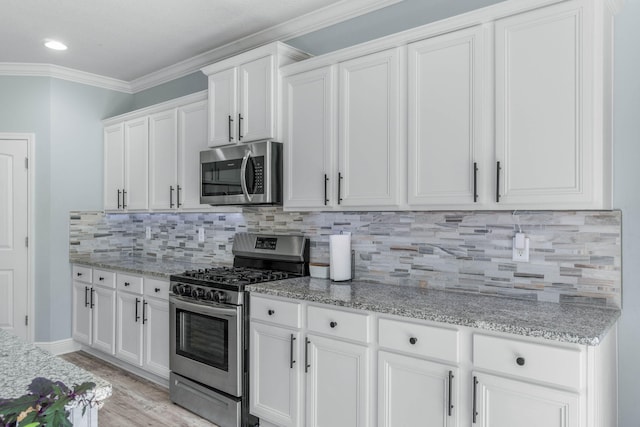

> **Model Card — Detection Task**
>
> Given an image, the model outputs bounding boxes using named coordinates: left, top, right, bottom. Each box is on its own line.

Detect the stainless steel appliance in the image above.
left=200, top=140, right=282, bottom=206
left=169, top=233, right=309, bottom=427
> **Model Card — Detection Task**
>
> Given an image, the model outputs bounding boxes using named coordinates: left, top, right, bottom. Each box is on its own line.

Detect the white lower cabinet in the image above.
left=249, top=293, right=616, bottom=427
left=305, top=334, right=370, bottom=427
left=72, top=264, right=169, bottom=382
left=379, top=351, right=457, bottom=427
left=473, top=372, right=580, bottom=427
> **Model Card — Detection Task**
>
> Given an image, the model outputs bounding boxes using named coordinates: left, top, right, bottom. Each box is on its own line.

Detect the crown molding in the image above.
left=0, top=63, right=132, bottom=93
left=129, top=0, right=401, bottom=92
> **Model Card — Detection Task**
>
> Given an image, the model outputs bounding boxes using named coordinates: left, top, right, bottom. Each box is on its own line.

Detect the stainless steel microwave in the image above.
left=200, top=140, right=282, bottom=205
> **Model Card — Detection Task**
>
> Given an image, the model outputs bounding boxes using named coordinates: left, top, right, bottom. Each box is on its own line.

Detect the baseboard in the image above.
left=35, top=338, right=82, bottom=355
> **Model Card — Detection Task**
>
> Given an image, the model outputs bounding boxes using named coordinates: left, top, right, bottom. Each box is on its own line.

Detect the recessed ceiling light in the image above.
left=44, top=40, right=67, bottom=51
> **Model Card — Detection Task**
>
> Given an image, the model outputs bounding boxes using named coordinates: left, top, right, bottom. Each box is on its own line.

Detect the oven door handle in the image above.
left=240, top=149, right=253, bottom=203
left=170, top=295, right=240, bottom=318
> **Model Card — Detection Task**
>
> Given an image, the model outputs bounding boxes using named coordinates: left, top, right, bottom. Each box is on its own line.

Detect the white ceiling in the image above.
left=1, top=0, right=397, bottom=83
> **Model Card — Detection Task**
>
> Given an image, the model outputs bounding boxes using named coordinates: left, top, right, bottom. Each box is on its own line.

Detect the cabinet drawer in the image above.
left=379, top=317, right=459, bottom=362
left=93, top=269, right=116, bottom=288
left=144, top=278, right=170, bottom=300
left=473, top=334, right=584, bottom=390
left=251, top=295, right=301, bottom=328
left=307, top=305, right=369, bottom=343
left=117, top=273, right=144, bottom=294
left=72, top=265, right=92, bottom=283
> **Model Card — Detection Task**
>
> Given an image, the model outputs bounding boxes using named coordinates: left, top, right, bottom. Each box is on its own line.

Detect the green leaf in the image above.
left=21, top=423, right=40, bottom=427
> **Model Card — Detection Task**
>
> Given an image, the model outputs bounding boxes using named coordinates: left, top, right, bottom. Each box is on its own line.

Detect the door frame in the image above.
left=1, top=133, right=35, bottom=341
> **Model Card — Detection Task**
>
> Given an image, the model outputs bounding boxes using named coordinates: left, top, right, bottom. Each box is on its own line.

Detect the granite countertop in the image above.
left=246, top=277, right=621, bottom=346
left=70, top=254, right=214, bottom=279
left=0, top=329, right=111, bottom=403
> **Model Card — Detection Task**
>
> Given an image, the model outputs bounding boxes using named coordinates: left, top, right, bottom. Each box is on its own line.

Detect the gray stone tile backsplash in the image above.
left=69, top=208, right=622, bottom=308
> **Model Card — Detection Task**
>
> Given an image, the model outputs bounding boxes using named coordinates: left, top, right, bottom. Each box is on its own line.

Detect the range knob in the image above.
left=172, top=284, right=182, bottom=295
left=181, top=285, right=192, bottom=296
left=205, top=290, right=216, bottom=301
left=216, top=291, right=227, bottom=304
left=191, top=288, right=204, bottom=299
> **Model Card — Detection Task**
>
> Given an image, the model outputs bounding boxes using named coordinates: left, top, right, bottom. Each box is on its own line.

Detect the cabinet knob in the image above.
left=268, top=309, right=275, bottom=316
left=329, top=321, right=337, bottom=328
left=77, top=272, right=82, bottom=277
left=124, top=282, right=130, bottom=287
left=99, top=277, right=104, bottom=281
left=516, top=357, right=526, bottom=366
left=155, top=287, right=160, bottom=293
left=409, top=337, right=418, bottom=345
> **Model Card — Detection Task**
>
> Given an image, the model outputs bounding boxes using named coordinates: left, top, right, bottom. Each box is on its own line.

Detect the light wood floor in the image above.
left=61, top=351, right=218, bottom=427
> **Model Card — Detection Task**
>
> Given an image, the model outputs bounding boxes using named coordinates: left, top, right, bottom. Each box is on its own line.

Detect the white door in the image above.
left=306, top=334, right=370, bottom=427
left=208, top=68, right=238, bottom=146
left=494, top=2, right=591, bottom=207
left=177, top=101, right=210, bottom=210
left=0, top=139, right=29, bottom=339
left=123, top=117, right=149, bottom=211
left=103, top=124, right=125, bottom=210
left=250, top=322, right=301, bottom=427
left=283, top=66, right=336, bottom=209
left=338, top=48, right=401, bottom=208
left=239, top=56, right=275, bottom=142
left=379, top=351, right=457, bottom=427
left=143, top=297, right=170, bottom=379
left=408, top=26, right=484, bottom=207
left=148, top=110, right=178, bottom=210
left=91, top=285, right=116, bottom=355
left=474, top=373, right=580, bottom=427
left=116, top=291, right=144, bottom=366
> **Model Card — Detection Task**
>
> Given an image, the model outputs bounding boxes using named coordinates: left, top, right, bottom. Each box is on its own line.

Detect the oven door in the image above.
left=170, top=295, right=242, bottom=397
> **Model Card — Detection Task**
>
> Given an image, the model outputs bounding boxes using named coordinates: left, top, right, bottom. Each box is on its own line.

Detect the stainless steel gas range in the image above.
left=169, top=233, right=309, bottom=427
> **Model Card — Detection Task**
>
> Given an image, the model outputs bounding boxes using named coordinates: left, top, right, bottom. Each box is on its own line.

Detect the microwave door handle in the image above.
left=240, top=150, right=253, bottom=202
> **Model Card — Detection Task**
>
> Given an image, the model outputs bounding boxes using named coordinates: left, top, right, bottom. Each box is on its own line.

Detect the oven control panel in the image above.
left=255, top=236, right=278, bottom=250
left=170, top=282, right=241, bottom=305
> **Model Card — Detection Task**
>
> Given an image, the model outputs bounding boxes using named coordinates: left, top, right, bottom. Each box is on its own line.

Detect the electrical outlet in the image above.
left=145, top=226, right=151, bottom=240
left=197, top=227, right=205, bottom=243
left=512, top=233, right=530, bottom=262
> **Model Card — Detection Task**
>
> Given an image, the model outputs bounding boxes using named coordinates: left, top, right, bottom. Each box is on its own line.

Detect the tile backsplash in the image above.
left=69, top=208, right=622, bottom=308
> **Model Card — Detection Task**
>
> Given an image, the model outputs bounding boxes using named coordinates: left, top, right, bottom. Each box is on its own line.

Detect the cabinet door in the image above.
left=208, top=68, right=237, bottom=147
left=239, top=55, right=275, bottom=142
left=123, top=117, right=149, bottom=210
left=408, top=26, right=484, bottom=207
left=148, top=110, right=178, bottom=210
left=495, top=2, right=593, bottom=207
left=306, top=334, right=370, bottom=427
left=379, top=351, right=457, bottom=427
left=474, top=373, right=580, bottom=427
left=103, top=123, right=124, bottom=211
left=116, top=291, right=144, bottom=366
left=338, top=48, right=401, bottom=208
left=91, top=286, right=116, bottom=355
left=250, top=322, right=301, bottom=427
left=177, top=101, right=210, bottom=210
left=72, top=281, right=92, bottom=345
left=283, top=66, right=336, bottom=209
left=143, top=297, right=170, bottom=379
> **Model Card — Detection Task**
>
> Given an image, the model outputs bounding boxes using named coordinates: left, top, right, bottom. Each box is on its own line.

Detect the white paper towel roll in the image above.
left=329, top=234, right=351, bottom=281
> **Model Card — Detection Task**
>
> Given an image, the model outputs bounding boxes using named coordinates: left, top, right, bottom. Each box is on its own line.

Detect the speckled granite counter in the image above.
left=246, top=278, right=620, bottom=346
left=70, top=254, right=215, bottom=279
left=0, top=329, right=111, bottom=402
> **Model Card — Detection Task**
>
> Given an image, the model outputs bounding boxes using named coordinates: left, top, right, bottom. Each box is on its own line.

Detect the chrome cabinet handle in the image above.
left=324, top=174, right=329, bottom=205
left=473, top=162, right=478, bottom=203
left=135, top=298, right=140, bottom=322
left=305, top=338, right=311, bottom=373
left=117, top=189, right=122, bottom=209
left=448, top=370, right=454, bottom=416
left=338, top=172, right=343, bottom=204
left=176, top=185, right=182, bottom=208
left=290, top=334, right=296, bottom=369
left=170, top=186, right=175, bottom=208
left=228, top=115, right=234, bottom=142
left=142, top=300, right=148, bottom=324
left=472, top=376, right=479, bottom=423
left=84, top=286, right=89, bottom=307
left=238, top=114, right=243, bottom=141
left=496, top=161, right=501, bottom=203
left=122, top=189, right=127, bottom=209
left=90, top=288, right=95, bottom=309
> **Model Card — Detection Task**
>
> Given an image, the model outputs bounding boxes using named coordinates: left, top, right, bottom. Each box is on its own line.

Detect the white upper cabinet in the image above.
left=177, top=100, right=210, bottom=210
left=202, top=42, right=310, bottom=147
left=338, top=48, right=402, bottom=208
left=121, top=117, right=149, bottom=211
left=283, top=66, right=336, bottom=209
left=208, top=68, right=238, bottom=146
left=103, top=123, right=125, bottom=211
left=407, top=26, right=485, bottom=207
left=148, top=110, right=178, bottom=210
left=493, top=1, right=606, bottom=208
